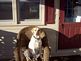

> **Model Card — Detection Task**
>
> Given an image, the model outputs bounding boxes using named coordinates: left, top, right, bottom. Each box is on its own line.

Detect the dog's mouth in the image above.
left=33, top=35, right=40, bottom=40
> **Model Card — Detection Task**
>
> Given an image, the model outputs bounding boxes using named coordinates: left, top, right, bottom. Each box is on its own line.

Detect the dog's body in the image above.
left=14, top=26, right=49, bottom=61
left=24, top=27, right=42, bottom=60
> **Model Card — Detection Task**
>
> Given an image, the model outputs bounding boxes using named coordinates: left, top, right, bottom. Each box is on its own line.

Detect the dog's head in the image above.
left=31, top=27, right=45, bottom=39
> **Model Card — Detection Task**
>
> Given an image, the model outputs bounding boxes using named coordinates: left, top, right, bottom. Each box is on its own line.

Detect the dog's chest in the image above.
left=28, top=36, right=42, bottom=54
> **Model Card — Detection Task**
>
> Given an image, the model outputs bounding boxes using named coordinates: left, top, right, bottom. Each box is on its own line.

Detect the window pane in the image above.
left=19, top=0, right=40, bottom=20
left=0, top=0, right=12, bottom=21
left=65, top=0, right=81, bottom=22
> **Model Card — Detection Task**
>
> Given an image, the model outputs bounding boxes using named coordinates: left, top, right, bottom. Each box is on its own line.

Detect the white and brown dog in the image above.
left=23, top=27, right=45, bottom=61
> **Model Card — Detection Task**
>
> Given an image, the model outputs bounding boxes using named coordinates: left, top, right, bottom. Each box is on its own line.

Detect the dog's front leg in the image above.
left=23, top=49, right=32, bottom=61
left=43, top=47, right=50, bottom=61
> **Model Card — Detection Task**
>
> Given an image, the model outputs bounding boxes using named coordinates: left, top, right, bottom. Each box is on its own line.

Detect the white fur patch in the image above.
left=28, top=35, right=42, bottom=58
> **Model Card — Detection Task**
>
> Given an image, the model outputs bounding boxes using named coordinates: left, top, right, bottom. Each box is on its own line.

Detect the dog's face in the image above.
left=31, top=27, right=39, bottom=34
left=31, top=27, right=39, bottom=38
left=31, top=27, right=45, bottom=39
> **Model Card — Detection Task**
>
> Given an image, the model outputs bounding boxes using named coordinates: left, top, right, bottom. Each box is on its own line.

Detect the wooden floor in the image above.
left=0, top=55, right=81, bottom=61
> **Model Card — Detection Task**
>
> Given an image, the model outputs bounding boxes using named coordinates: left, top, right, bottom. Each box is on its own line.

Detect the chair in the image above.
left=13, top=26, right=50, bottom=61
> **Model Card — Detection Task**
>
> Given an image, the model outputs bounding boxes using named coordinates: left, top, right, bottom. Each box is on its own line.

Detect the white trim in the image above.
left=0, top=21, right=15, bottom=25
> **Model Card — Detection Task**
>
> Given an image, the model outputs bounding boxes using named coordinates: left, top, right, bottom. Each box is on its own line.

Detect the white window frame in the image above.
left=0, top=0, right=45, bottom=26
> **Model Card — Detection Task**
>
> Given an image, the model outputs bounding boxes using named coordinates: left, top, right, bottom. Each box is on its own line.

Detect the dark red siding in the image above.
left=45, top=0, right=55, bottom=24
left=59, top=0, right=81, bottom=49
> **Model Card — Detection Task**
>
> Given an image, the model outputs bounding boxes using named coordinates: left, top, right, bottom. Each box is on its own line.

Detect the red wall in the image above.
left=45, top=0, right=55, bottom=24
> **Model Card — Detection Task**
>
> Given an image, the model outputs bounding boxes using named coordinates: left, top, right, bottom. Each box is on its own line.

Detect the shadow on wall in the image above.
left=0, top=30, right=17, bottom=60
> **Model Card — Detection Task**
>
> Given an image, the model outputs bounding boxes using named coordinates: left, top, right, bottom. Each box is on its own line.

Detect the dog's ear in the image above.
left=39, top=31, right=45, bottom=39
left=31, top=27, right=36, bottom=34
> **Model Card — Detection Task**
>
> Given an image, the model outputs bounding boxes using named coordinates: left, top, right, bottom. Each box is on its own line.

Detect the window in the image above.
left=65, top=0, right=81, bottom=22
left=0, top=0, right=12, bottom=21
left=0, top=0, right=45, bottom=25
left=19, top=0, right=45, bottom=25
left=20, top=0, right=39, bottom=19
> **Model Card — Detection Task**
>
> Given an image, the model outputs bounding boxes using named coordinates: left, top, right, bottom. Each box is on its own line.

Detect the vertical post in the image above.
left=12, top=0, right=20, bottom=24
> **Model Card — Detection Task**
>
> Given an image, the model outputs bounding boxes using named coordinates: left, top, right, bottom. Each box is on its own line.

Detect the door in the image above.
left=58, top=0, right=81, bottom=49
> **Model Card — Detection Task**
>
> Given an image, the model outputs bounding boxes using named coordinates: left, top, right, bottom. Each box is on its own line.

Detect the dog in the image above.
left=24, top=27, right=43, bottom=61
